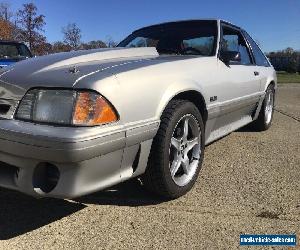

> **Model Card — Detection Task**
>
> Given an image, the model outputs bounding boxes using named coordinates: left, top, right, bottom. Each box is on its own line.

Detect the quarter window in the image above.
left=221, top=26, right=252, bottom=65
left=243, top=31, right=270, bottom=67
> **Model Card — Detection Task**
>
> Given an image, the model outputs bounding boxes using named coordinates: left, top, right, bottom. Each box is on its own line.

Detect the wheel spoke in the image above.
left=171, top=137, right=181, bottom=150
left=270, top=94, right=273, bottom=109
left=170, top=158, right=182, bottom=177
left=265, top=90, right=274, bottom=124
left=168, top=113, right=202, bottom=187
left=185, top=137, right=199, bottom=153
left=181, top=156, right=190, bottom=175
left=182, top=118, right=189, bottom=142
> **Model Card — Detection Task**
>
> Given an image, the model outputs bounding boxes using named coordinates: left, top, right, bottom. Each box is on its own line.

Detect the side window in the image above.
left=221, top=26, right=252, bottom=65
left=243, top=31, right=270, bottom=67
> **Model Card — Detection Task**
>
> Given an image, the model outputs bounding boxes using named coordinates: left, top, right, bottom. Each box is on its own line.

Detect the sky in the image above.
left=8, top=0, right=300, bottom=52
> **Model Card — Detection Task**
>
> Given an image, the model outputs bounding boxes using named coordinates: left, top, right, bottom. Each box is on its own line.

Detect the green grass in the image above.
left=277, top=71, right=300, bottom=83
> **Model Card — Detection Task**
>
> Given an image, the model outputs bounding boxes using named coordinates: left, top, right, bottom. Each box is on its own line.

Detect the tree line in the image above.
left=267, top=48, right=300, bottom=73
left=0, top=2, right=117, bottom=55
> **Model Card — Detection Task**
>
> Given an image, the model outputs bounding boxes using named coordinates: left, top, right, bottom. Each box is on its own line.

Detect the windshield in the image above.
left=118, top=20, right=218, bottom=56
left=0, top=43, right=32, bottom=60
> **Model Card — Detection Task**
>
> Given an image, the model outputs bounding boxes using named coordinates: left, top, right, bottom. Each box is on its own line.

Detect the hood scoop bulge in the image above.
left=36, top=47, right=159, bottom=73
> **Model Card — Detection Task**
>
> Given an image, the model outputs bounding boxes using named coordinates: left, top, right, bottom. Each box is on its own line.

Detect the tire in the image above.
left=142, top=100, right=205, bottom=199
left=252, top=84, right=275, bottom=131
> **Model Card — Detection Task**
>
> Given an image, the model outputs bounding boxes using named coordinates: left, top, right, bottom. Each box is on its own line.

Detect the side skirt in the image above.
left=205, top=115, right=253, bottom=145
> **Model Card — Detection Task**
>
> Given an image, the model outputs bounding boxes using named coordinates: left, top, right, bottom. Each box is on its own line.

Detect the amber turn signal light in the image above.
left=73, top=92, right=117, bottom=126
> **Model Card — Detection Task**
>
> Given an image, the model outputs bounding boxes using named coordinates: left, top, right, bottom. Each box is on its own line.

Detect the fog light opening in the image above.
left=33, top=163, right=60, bottom=194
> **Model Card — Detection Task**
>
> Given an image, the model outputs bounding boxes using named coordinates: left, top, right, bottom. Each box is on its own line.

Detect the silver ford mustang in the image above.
left=0, top=19, right=276, bottom=199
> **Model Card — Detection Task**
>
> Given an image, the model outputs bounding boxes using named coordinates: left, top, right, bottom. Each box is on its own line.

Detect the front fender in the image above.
left=155, top=79, right=207, bottom=118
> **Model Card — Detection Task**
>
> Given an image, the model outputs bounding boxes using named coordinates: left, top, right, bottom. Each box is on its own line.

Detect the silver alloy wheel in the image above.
left=265, top=89, right=274, bottom=124
left=169, top=114, right=201, bottom=186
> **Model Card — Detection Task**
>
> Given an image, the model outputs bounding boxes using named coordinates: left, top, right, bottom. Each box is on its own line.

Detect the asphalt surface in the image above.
left=0, top=84, right=299, bottom=250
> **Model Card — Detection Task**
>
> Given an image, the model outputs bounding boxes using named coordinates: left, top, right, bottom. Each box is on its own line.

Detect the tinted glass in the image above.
left=19, top=44, right=32, bottom=57
left=0, top=44, right=19, bottom=58
left=243, top=31, right=270, bottom=67
left=182, top=37, right=215, bottom=56
left=0, top=43, right=31, bottom=59
left=125, top=37, right=159, bottom=48
left=221, top=26, right=252, bottom=65
left=118, top=20, right=218, bottom=56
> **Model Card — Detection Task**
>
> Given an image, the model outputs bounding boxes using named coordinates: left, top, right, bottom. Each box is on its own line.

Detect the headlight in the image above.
left=15, top=89, right=118, bottom=126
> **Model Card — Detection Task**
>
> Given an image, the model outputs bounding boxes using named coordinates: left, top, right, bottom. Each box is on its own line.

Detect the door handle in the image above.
left=254, top=71, right=260, bottom=76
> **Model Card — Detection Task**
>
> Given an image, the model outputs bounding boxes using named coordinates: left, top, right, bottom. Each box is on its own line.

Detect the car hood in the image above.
left=0, top=47, right=159, bottom=100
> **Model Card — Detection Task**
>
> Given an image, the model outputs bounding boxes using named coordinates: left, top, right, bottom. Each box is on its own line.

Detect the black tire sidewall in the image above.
left=160, top=101, right=205, bottom=197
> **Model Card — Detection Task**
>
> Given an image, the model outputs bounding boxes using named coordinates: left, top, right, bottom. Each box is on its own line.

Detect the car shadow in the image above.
left=236, top=124, right=257, bottom=132
left=74, top=179, right=168, bottom=207
left=0, top=179, right=166, bottom=239
left=0, top=188, right=86, bottom=240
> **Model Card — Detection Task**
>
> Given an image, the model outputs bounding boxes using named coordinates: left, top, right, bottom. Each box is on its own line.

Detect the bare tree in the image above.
left=52, top=41, right=72, bottom=53
left=80, top=40, right=107, bottom=50
left=34, top=41, right=52, bottom=55
left=62, top=23, right=81, bottom=50
left=0, top=2, right=13, bottom=21
left=106, top=36, right=117, bottom=48
left=17, top=3, right=46, bottom=51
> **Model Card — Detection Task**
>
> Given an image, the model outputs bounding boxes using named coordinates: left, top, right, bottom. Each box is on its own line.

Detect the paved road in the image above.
left=0, top=84, right=299, bottom=250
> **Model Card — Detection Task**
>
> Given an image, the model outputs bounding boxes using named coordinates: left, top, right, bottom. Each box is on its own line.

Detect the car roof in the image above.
left=134, top=19, right=241, bottom=33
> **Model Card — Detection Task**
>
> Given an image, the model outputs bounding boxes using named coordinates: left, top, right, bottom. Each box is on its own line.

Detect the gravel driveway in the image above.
left=0, top=84, right=299, bottom=250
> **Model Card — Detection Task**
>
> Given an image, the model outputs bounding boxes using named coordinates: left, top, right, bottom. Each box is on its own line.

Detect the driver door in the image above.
left=213, top=23, right=261, bottom=131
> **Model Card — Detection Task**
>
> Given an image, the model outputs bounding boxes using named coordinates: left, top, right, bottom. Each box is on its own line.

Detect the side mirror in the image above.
left=220, top=50, right=241, bottom=65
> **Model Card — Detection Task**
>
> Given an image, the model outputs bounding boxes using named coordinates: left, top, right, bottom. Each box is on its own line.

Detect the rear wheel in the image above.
left=252, top=84, right=275, bottom=131
left=142, top=100, right=205, bottom=199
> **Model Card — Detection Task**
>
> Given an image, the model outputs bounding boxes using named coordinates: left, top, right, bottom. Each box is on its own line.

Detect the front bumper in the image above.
left=0, top=119, right=126, bottom=198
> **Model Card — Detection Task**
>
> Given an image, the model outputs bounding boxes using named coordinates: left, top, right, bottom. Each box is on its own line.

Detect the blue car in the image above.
left=0, top=41, right=32, bottom=68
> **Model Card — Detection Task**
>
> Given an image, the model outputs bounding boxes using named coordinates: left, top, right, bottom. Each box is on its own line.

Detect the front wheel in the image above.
left=252, top=84, right=275, bottom=131
left=142, top=100, right=205, bottom=199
